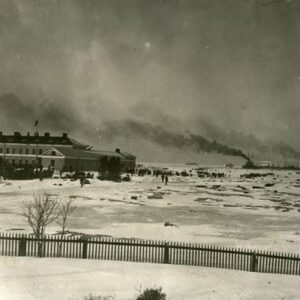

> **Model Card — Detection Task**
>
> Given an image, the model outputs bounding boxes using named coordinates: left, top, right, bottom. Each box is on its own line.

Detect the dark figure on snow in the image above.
left=161, top=173, right=165, bottom=183
left=80, top=176, right=84, bottom=188
left=39, top=172, right=43, bottom=182
left=165, top=175, right=168, bottom=185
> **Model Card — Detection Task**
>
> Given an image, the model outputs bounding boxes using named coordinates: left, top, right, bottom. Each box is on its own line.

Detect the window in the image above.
left=0, top=148, right=2, bottom=153
left=12, top=159, right=15, bottom=165
left=12, top=148, right=16, bottom=154
left=19, top=159, right=22, bottom=165
left=6, top=148, right=9, bottom=154
left=25, top=149, right=29, bottom=155
left=51, top=151, right=56, bottom=156
left=32, top=149, right=36, bottom=155
left=39, top=149, right=42, bottom=155
left=50, top=160, right=55, bottom=167
left=19, top=149, right=23, bottom=154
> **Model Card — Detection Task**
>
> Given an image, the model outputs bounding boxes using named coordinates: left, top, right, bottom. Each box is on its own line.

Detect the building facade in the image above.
left=0, top=132, right=136, bottom=172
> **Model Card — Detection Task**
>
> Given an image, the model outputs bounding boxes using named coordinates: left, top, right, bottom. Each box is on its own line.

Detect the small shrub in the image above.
left=136, top=287, right=166, bottom=300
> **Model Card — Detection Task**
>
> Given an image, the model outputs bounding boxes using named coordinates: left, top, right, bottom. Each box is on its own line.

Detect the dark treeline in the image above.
left=98, top=156, right=121, bottom=181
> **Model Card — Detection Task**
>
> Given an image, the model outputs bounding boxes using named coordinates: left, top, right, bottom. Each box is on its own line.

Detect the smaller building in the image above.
left=41, top=147, right=136, bottom=172
left=115, top=149, right=136, bottom=172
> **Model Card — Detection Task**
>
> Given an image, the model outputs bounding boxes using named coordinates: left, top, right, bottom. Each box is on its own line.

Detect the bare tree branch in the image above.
left=57, top=197, right=76, bottom=237
left=21, top=191, right=59, bottom=238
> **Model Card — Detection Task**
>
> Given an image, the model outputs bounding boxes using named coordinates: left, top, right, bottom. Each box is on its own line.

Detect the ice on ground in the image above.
left=0, top=167, right=300, bottom=252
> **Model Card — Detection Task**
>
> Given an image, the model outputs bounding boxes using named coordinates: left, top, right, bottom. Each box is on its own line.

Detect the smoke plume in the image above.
left=101, top=119, right=248, bottom=159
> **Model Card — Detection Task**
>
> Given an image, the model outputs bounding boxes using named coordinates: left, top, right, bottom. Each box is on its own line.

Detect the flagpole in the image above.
left=33, top=120, right=39, bottom=136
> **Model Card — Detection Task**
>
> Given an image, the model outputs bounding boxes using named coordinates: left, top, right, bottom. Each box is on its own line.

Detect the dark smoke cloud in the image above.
left=102, top=119, right=248, bottom=159
left=1, top=93, right=300, bottom=163
left=188, top=116, right=300, bottom=162
left=100, top=118, right=300, bottom=162
left=0, top=93, right=93, bottom=138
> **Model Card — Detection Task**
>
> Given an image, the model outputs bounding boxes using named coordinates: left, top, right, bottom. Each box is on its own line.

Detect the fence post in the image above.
left=18, top=237, right=27, bottom=256
left=164, top=242, right=169, bottom=264
left=82, top=239, right=88, bottom=259
left=250, top=252, right=257, bottom=272
left=38, top=240, right=44, bottom=258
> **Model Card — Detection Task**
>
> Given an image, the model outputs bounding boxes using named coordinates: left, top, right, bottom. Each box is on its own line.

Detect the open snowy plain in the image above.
left=0, top=165, right=299, bottom=299
left=0, top=166, right=299, bottom=252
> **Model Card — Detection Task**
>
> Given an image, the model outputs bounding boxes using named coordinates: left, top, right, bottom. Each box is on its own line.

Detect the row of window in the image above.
left=3, top=158, right=53, bottom=167
left=4, top=158, right=36, bottom=165
left=0, top=148, right=43, bottom=155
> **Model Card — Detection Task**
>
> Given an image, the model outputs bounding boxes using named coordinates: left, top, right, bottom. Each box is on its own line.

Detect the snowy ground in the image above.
left=0, top=166, right=299, bottom=299
left=0, top=166, right=299, bottom=252
left=0, top=256, right=299, bottom=300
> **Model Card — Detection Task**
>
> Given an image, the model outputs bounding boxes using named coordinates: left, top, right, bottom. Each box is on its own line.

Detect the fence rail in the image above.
left=0, top=233, right=299, bottom=276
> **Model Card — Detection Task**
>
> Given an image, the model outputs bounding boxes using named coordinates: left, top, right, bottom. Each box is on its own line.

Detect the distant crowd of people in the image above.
left=135, top=166, right=230, bottom=183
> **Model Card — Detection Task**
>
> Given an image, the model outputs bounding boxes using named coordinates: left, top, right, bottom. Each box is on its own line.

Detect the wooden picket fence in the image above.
left=0, top=233, right=299, bottom=276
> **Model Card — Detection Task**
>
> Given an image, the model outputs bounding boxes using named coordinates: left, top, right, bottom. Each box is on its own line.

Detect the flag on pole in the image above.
left=34, top=120, right=38, bottom=127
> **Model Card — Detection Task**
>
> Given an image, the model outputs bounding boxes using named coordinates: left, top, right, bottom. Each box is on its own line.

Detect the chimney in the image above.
left=44, top=132, right=50, bottom=137
left=0, top=131, right=2, bottom=136
left=115, top=148, right=120, bottom=153
left=62, top=133, right=68, bottom=138
left=14, top=132, right=21, bottom=136
left=27, top=132, right=30, bottom=136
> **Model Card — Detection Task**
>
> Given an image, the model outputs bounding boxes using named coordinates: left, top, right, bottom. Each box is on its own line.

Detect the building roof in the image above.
left=48, top=147, right=124, bottom=160
left=0, top=132, right=89, bottom=149
left=119, top=152, right=136, bottom=159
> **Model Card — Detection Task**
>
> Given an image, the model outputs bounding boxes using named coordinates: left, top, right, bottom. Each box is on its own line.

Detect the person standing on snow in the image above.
left=165, top=174, right=168, bottom=185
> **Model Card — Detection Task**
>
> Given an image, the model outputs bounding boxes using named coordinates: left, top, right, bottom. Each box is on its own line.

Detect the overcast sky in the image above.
left=0, top=0, right=300, bottom=160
